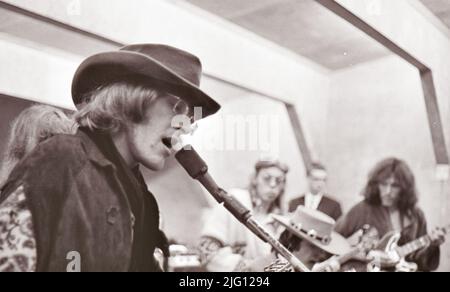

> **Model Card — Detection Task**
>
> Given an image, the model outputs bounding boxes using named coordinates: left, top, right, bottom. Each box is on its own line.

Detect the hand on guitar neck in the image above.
left=429, top=227, right=446, bottom=247
left=367, top=224, right=449, bottom=272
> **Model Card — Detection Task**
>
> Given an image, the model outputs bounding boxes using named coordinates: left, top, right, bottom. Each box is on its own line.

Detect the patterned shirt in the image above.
left=0, top=185, right=37, bottom=272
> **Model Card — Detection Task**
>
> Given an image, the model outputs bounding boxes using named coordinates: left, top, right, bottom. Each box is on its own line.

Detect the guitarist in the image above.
left=242, top=206, right=353, bottom=272
left=335, top=158, right=446, bottom=271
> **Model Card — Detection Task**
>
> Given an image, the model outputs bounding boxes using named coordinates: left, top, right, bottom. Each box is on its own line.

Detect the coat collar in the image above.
left=77, top=128, right=144, bottom=184
left=77, top=127, right=123, bottom=170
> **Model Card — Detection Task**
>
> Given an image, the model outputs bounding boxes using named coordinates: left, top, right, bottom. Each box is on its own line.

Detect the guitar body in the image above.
left=265, top=223, right=449, bottom=272
left=367, top=231, right=416, bottom=272
left=395, top=259, right=418, bottom=272
left=317, top=226, right=380, bottom=272
left=376, top=231, right=401, bottom=261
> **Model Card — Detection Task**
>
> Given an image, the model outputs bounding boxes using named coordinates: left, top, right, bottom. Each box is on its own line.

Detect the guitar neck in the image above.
left=396, top=235, right=431, bottom=258
left=396, top=225, right=450, bottom=258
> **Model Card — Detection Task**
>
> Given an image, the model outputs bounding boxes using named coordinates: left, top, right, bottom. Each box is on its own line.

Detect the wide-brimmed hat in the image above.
left=71, top=44, right=221, bottom=119
left=272, top=206, right=351, bottom=255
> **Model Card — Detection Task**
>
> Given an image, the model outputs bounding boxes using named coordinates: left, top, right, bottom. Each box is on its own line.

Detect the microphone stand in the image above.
left=197, top=172, right=310, bottom=272
left=174, top=145, right=310, bottom=272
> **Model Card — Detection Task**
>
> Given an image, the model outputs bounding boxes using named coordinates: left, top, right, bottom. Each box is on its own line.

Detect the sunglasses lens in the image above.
left=263, top=175, right=285, bottom=186
left=173, top=99, right=189, bottom=116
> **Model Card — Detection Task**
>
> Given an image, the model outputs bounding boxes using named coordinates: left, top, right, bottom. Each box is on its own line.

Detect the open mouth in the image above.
left=161, top=137, right=174, bottom=156
left=162, top=137, right=172, bottom=149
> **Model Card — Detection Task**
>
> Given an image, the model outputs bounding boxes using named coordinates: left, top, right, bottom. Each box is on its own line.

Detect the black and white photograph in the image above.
left=0, top=0, right=449, bottom=276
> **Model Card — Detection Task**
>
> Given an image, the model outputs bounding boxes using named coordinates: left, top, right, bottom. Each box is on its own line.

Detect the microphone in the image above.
left=175, top=146, right=252, bottom=225
left=174, top=144, right=310, bottom=272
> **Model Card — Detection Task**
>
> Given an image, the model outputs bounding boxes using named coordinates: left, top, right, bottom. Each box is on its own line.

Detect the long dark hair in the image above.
left=363, top=157, right=418, bottom=217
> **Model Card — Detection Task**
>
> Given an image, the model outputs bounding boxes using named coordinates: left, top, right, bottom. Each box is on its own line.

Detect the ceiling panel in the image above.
left=420, top=0, right=450, bottom=29
left=185, top=0, right=391, bottom=70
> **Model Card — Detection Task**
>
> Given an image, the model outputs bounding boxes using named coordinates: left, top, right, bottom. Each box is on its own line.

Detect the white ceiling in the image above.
left=185, top=0, right=391, bottom=70
left=420, top=0, right=450, bottom=29
left=2, top=1, right=448, bottom=72
left=0, top=6, right=117, bottom=57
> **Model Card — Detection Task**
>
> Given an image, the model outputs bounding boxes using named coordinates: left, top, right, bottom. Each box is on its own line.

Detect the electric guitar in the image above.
left=264, top=226, right=378, bottom=272
left=367, top=224, right=450, bottom=272
left=312, top=226, right=379, bottom=272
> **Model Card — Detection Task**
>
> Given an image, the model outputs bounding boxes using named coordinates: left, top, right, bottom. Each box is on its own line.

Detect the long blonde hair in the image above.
left=0, top=105, right=76, bottom=188
left=74, top=82, right=161, bottom=133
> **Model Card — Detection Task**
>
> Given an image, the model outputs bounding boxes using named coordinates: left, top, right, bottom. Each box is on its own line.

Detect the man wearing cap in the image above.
left=0, top=44, right=220, bottom=272
left=198, top=159, right=289, bottom=272
left=251, top=206, right=352, bottom=272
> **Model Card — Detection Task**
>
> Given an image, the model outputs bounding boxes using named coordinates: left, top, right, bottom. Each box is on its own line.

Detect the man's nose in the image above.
left=382, top=185, right=392, bottom=195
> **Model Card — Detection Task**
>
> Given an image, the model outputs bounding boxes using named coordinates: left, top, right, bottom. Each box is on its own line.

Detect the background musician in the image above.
left=335, top=157, right=446, bottom=271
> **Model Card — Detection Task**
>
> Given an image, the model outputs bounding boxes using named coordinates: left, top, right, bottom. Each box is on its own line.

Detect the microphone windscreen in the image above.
left=175, top=146, right=208, bottom=179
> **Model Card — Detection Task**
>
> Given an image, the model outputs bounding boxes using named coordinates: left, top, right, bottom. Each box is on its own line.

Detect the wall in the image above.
left=0, top=37, right=79, bottom=109
left=329, top=0, right=450, bottom=272
left=326, top=55, right=450, bottom=271
left=334, top=0, right=450, bottom=160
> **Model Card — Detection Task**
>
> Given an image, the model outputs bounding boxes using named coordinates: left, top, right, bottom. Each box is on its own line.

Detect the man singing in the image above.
left=0, top=44, right=220, bottom=272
